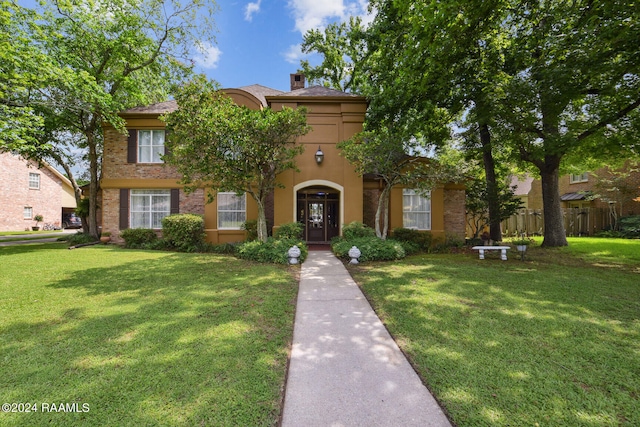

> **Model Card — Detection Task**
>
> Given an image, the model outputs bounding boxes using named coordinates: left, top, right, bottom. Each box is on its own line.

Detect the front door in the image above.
left=297, top=188, right=340, bottom=242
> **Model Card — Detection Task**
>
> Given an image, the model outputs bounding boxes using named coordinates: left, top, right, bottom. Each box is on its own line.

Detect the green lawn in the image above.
left=350, top=237, right=640, bottom=426
left=0, top=243, right=297, bottom=426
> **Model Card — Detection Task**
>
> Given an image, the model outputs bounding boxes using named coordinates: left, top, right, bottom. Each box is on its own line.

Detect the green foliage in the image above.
left=619, top=216, right=640, bottom=238
left=200, top=242, right=239, bottom=255
left=391, top=228, right=433, bottom=251
left=465, top=178, right=525, bottom=238
left=161, top=214, right=205, bottom=252
left=61, top=232, right=98, bottom=245
left=120, top=228, right=158, bottom=249
left=332, top=236, right=405, bottom=262
left=274, top=222, right=303, bottom=240
left=430, top=235, right=466, bottom=253
left=342, top=221, right=376, bottom=240
left=237, top=238, right=308, bottom=264
left=242, top=220, right=258, bottom=241
left=33, top=214, right=43, bottom=225
left=163, top=74, right=311, bottom=242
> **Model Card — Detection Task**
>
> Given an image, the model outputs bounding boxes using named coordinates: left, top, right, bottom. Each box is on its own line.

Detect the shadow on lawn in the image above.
left=1, top=247, right=296, bottom=426
left=353, top=255, right=640, bottom=426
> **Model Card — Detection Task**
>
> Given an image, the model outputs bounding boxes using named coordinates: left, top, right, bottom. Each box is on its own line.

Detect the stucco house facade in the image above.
left=101, top=75, right=465, bottom=244
left=0, top=152, right=77, bottom=231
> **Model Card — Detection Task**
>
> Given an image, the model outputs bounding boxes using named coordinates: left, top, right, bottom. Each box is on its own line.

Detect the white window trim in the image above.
left=129, top=189, right=171, bottom=229
left=402, top=189, right=432, bottom=230
left=217, top=192, right=246, bottom=230
left=28, top=172, right=40, bottom=190
left=570, top=173, right=588, bottom=184
left=137, top=130, right=165, bottom=164
left=24, top=207, right=33, bottom=219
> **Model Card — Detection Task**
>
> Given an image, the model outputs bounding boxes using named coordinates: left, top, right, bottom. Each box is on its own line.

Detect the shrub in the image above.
left=237, top=238, right=308, bottom=264
left=342, top=221, right=376, bottom=240
left=430, top=234, right=466, bottom=253
left=392, top=227, right=433, bottom=250
left=275, top=222, right=303, bottom=240
left=242, top=220, right=258, bottom=241
left=162, top=214, right=205, bottom=252
left=332, top=236, right=405, bottom=262
left=394, top=239, right=421, bottom=255
left=620, top=215, right=640, bottom=238
left=60, top=232, right=97, bottom=245
left=201, top=242, right=239, bottom=254
left=120, top=228, right=158, bottom=248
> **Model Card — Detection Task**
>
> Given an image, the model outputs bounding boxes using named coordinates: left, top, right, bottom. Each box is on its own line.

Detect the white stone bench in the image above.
left=472, top=246, right=510, bottom=261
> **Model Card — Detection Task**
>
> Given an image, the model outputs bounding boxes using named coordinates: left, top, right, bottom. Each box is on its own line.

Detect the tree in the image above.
left=338, top=128, right=461, bottom=239
left=163, top=76, right=311, bottom=242
left=4, top=0, right=216, bottom=238
left=360, top=0, right=640, bottom=247
left=299, top=17, right=367, bottom=92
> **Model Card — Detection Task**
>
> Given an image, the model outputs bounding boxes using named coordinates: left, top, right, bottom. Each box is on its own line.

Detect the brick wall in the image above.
left=0, top=153, right=66, bottom=231
left=443, top=188, right=466, bottom=239
left=102, top=127, right=182, bottom=180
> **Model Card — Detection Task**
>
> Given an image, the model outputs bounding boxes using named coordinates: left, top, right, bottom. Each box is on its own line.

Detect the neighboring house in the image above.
left=101, top=74, right=466, bottom=244
left=0, top=152, right=77, bottom=231
left=504, top=165, right=640, bottom=235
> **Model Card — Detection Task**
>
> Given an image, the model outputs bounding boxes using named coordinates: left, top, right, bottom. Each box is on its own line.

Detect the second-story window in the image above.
left=28, top=172, right=40, bottom=189
left=138, top=130, right=165, bottom=163
left=570, top=173, right=588, bottom=184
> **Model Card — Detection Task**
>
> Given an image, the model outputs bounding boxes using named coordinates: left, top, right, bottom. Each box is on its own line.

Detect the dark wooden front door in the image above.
left=297, top=188, right=340, bottom=242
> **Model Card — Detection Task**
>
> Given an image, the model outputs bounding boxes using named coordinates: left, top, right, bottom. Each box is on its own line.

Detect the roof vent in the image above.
left=290, top=73, right=305, bottom=91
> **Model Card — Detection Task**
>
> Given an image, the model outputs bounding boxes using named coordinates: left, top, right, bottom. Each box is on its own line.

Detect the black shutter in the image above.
left=127, top=129, right=137, bottom=163
left=170, top=189, right=180, bottom=214
left=163, top=129, right=171, bottom=161
left=119, top=189, right=130, bottom=229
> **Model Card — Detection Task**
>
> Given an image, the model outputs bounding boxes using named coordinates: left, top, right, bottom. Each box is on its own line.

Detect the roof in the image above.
left=561, top=192, right=587, bottom=201
left=237, top=84, right=284, bottom=106
left=122, top=100, right=177, bottom=115
left=510, top=175, right=534, bottom=196
left=275, top=85, right=362, bottom=98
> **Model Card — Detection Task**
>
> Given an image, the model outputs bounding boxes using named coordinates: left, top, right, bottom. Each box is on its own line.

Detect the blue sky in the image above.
left=195, top=0, right=372, bottom=91
left=18, top=0, right=373, bottom=92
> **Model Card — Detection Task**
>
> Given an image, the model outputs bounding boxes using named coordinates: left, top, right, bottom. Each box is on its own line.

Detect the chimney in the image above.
left=290, top=73, right=305, bottom=91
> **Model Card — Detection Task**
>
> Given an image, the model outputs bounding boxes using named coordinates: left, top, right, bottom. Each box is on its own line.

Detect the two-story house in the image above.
left=0, top=152, right=77, bottom=231
left=101, top=75, right=465, bottom=244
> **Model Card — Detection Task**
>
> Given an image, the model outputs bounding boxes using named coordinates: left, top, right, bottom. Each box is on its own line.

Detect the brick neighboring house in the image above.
left=101, top=74, right=466, bottom=244
left=0, top=152, right=77, bottom=231
left=505, top=165, right=640, bottom=235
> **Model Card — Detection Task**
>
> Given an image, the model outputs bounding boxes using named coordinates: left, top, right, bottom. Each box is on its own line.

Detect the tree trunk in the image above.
left=255, top=197, right=268, bottom=243
left=540, top=158, right=568, bottom=247
left=479, top=122, right=502, bottom=242
left=87, top=130, right=100, bottom=239
left=375, top=185, right=392, bottom=239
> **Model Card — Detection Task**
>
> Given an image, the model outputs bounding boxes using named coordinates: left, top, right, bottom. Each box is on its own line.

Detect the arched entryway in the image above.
left=296, top=185, right=341, bottom=243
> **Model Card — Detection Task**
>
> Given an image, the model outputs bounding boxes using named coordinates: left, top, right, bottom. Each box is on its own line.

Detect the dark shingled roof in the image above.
left=561, top=192, right=587, bottom=201
left=237, top=84, right=284, bottom=106
left=275, top=85, right=361, bottom=98
left=122, top=100, right=177, bottom=115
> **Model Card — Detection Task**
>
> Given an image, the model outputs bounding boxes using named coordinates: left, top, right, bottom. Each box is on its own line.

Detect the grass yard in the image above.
left=0, top=243, right=298, bottom=426
left=350, top=237, right=640, bottom=426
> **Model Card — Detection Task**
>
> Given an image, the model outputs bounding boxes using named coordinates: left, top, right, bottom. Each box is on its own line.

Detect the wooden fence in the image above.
left=498, top=207, right=615, bottom=237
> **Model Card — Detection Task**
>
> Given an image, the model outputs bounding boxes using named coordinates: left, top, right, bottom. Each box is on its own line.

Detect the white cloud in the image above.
left=245, top=0, right=262, bottom=22
left=287, top=0, right=372, bottom=35
left=283, top=44, right=306, bottom=64
left=194, top=42, right=222, bottom=69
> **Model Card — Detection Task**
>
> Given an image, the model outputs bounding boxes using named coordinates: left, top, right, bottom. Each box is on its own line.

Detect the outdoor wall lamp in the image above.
left=315, top=146, right=324, bottom=164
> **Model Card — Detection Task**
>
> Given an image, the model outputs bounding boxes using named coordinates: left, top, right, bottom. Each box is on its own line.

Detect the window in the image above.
left=218, top=192, right=246, bottom=229
left=403, top=189, right=431, bottom=230
left=570, top=173, right=588, bottom=183
left=130, top=190, right=171, bottom=229
left=24, top=207, right=33, bottom=219
left=28, top=173, right=40, bottom=189
left=138, top=130, right=165, bottom=163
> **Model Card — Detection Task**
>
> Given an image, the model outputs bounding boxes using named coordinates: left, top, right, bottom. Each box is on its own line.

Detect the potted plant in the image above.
left=32, top=214, right=43, bottom=231
left=511, top=237, right=532, bottom=252
left=100, top=231, right=112, bottom=243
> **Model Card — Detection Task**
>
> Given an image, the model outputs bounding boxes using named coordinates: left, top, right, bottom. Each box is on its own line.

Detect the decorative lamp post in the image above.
left=315, top=146, right=324, bottom=164
left=348, top=246, right=361, bottom=265
left=288, top=245, right=301, bottom=264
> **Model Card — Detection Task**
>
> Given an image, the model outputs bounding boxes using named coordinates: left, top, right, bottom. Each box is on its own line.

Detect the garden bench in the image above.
left=472, top=246, right=510, bottom=261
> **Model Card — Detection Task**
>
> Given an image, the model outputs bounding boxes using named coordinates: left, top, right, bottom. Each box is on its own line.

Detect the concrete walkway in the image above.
left=282, top=251, right=452, bottom=427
